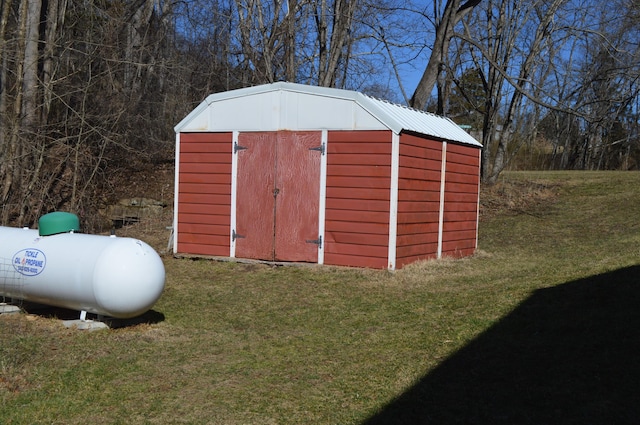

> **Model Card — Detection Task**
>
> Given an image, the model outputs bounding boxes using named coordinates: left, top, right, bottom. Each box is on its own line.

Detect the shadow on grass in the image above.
left=363, top=265, right=640, bottom=424
left=17, top=302, right=165, bottom=328
left=103, top=309, right=165, bottom=328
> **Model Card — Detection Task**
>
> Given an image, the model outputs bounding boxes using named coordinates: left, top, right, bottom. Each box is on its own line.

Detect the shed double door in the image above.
left=235, top=131, right=322, bottom=262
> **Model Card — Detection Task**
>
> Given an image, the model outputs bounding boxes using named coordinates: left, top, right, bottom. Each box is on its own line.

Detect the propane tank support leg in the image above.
left=0, top=303, right=20, bottom=314
left=63, top=310, right=108, bottom=330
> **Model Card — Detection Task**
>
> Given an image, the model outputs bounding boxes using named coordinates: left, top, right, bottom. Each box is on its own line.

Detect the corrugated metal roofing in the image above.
left=354, top=92, right=481, bottom=146
left=175, top=82, right=481, bottom=147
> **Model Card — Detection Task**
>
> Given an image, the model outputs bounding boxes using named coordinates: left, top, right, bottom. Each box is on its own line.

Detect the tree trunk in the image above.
left=409, top=0, right=481, bottom=110
left=21, top=0, right=42, bottom=131
left=0, top=0, right=12, bottom=222
left=319, top=0, right=358, bottom=87
left=16, top=0, right=43, bottom=224
left=42, top=0, right=65, bottom=123
left=1, top=0, right=30, bottom=222
left=284, top=0, right=297, bottom=81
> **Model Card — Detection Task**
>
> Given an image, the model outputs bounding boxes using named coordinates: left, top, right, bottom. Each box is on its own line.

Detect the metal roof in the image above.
left=175, top=82, right=481, bottom=147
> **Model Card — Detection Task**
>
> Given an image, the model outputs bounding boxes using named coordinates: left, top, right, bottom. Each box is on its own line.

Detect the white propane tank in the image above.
left=0, top=221, right=165, bottom=319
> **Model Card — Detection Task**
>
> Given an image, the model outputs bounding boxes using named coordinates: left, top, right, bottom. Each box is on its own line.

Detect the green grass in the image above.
left=1, top=171, right=640, bottom=424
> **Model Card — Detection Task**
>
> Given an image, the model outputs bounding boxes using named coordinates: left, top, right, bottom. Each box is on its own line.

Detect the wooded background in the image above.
left=1, top=0, right=639, bottom=228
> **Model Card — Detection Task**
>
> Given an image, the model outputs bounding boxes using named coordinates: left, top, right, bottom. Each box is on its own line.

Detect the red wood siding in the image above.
left=177, top=132, right=232, bottom=256
left=176, top=129, right=479, bottom=268
left=442, top=143, right=480, bottom=257
left=324, top=130, right=392, bottom=269
left=396, top=134, right=443, bottom=268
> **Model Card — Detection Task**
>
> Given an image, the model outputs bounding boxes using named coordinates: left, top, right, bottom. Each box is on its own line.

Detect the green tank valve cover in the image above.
left=38, top=212, right=80, bottom=236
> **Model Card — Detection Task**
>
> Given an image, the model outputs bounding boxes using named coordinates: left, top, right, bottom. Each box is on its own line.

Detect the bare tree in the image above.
left=230, top=0, right=361, bottom=87
left=314, top=0, right=358, bottom=87
left=568, top=1, right=640, bottom=170
left=0, top=0, right=182, bottom=227
left=233, top=0, right=306, bottom=83
left=460, top=0, right=567, bottom=183
left=0, top=0, right=44, bottom=223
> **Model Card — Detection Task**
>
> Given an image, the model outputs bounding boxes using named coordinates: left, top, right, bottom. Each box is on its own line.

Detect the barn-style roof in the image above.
left=175, top=82, right=481, bottom=147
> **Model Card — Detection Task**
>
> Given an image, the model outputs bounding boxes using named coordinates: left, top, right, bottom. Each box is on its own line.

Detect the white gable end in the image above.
left=175, top=82, right=481, bottom=147
left=176, top=87, right=387, bottom=133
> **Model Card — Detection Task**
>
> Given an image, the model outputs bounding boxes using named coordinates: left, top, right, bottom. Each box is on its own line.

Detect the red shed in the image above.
left=173, top=82, right=481, bottom=270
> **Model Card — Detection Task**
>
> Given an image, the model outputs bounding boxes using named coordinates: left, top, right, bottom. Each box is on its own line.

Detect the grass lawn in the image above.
left=1, top=171, right=640, bottom=424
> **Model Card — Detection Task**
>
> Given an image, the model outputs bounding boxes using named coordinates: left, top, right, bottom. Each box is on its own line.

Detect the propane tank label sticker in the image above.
left=12, top=249, right=46, bottom=276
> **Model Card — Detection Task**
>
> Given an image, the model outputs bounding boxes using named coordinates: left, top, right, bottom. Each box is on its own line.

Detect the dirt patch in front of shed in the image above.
left=98, top=159, right=175, bottom=252
left=480, top=178, right=561, bottom=221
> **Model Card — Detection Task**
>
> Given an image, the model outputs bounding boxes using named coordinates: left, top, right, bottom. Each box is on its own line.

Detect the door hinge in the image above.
left=232, top=229, right=245, bottom=241
left=309, top=143, right=325, bottom=155
left=234, top=142, right=247, bottom=153
left=305, top=235, right=322, bottom=249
